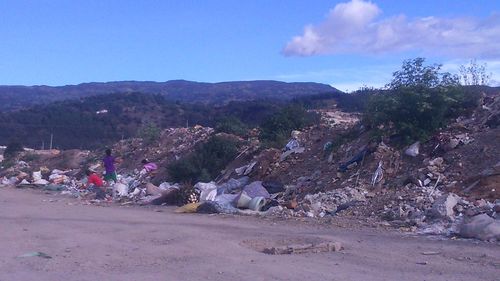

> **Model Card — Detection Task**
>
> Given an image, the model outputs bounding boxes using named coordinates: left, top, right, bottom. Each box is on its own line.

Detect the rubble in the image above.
left=426, top=193, right=459, bottom=221
left=1, top=94, right=499, bottom=242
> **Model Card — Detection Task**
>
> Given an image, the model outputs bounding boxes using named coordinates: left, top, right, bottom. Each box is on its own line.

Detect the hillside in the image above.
left=0, top=92, right=290, bottom=149
left=0, top=80, right=337, bottom=111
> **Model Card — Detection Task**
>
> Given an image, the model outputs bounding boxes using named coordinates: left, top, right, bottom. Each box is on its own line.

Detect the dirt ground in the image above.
left=0, top=187, right=498, bottom=281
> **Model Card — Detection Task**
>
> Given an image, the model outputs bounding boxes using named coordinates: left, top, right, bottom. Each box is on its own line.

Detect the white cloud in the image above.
left=283, top=0, right=500, bottom=59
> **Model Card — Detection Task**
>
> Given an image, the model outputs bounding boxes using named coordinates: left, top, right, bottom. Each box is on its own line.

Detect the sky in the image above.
left=1, top=0, right=499, bottom=91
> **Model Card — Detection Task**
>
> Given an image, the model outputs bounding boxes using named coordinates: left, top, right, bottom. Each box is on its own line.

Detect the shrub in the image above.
left=20, top=153, right=40, bottom=162
left=4, top=141, right=24, bottom=158
left=259, top=104, right=318, bottom=147
left=214, top=116, right=247, bottom=136
left=167, top=136, right=240, bottom=183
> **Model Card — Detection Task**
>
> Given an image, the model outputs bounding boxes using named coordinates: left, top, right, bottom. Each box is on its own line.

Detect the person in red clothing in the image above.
left=84, top=170, right=106, bottom=199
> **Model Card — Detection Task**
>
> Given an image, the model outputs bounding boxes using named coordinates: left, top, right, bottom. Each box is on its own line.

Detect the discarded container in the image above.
left=236, top=191, right=252, bottom=208
left=248, top=197, right=266, bottom=211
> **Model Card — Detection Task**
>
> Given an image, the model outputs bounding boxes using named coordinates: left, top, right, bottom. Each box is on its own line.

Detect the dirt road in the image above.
left=0, top=187, right=498, bottom=281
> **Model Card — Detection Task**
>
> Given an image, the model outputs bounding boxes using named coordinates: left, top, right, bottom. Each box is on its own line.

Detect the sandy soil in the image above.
left=0, top=186, right=498, bottom=281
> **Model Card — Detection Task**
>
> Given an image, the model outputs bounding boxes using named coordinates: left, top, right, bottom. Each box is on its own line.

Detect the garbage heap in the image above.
left=184, top=95, right=499, bottom=241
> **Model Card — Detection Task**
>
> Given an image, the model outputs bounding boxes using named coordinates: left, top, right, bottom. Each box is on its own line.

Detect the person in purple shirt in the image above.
left=103, top=149, right=118, bottom=183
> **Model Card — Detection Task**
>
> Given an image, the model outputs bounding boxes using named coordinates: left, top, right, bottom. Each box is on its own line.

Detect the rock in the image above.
left=235, top=161, right=257, bottom=176
left=145, top=183, right=162, bottom=196
left=405, top=142, right=420, bottom=157
left=311, top=202, right=322, bottom=212
left=262, top=181, right=285, bottom=194
left=365, top=192, right=376, bottom=198
left=427, top=193, right=459, bottom=221
left=429, top=157, right=444, bottom=167
left=459, top=214, right=500, bottom=241
left=217, top=177, right=249, bottom=195
left=494, top=203, right=500, bottom=213
left=242, top=181, right=270, bottom=199
left=445, top=138, right=460, bottom=150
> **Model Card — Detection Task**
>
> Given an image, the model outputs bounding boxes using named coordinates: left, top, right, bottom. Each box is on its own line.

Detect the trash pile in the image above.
left=186, top=94, right=499, bottom=241
left=150, top=177, right=276, bottom=215
left=0, top=126, right=216, bottom=202
left=1, top=95, right=499, bottom=242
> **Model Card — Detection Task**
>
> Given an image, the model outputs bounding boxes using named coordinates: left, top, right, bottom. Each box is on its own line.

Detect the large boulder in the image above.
left=459, top=214, right=500, bottom=241
left=426, top=193, right=459, bottom=221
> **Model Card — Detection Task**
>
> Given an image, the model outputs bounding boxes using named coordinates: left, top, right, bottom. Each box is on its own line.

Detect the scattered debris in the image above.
left=17, top=252, right=52, bottom=259
left=264, top=241, right=343, bottom=255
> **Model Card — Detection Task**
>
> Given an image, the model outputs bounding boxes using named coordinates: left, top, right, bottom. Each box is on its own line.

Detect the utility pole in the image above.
left=42, top=141, right=45, bottom=150
left=49, top=133, right=53, bottom=150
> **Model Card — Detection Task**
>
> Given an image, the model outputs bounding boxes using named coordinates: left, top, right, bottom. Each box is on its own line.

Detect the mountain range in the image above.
left=0, top=80, right=338, bottom=111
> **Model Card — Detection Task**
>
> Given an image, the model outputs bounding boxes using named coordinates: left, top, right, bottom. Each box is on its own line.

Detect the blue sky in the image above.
left=1, top=0, right=499, bottom=91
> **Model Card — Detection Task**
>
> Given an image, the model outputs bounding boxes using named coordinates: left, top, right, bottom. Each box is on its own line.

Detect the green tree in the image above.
left=138, top=121, right=161, bottom=144
left=364, top=58, right=479, bottom=143
left=387, top=58, right=459, bottom=89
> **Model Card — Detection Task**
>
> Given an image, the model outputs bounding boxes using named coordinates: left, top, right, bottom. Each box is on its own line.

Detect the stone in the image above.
left=429, top=157, right=444, bottom=167
left=459, top=214, right=500, bottom=241
left=445, top=138, right=460, bottom=150
left=405, top=142, right=420, bottom=157
left=365, top=192, right=376, bottom=198
left=426, top=193, right=459, bottom=221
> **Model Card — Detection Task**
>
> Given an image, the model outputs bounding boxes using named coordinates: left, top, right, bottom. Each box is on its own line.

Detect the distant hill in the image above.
left=0, top=80, right=337, bottom=111
left=0, top=92, right=295, bottom=149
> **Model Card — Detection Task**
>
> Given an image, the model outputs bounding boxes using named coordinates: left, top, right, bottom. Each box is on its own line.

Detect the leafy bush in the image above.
left=215, top=116, right=248, bottom=136
left=364, top=58, right=480, bottom=143
left=4, top=141, right=23, bottom=158
left=167, top=136, right=240, bottom=183
left=20, top=153, right=40, bottom=162
left=259, top=104, right=318, bottom=147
